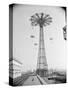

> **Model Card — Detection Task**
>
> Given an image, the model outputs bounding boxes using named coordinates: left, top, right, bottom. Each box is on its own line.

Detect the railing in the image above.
left=37, top=74, right=47, bottom=85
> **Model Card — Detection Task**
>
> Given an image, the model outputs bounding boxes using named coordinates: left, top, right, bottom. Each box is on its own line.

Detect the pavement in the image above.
left=13, top=75, right=48, bottom=86
left=23, top=75, right=41, bottom=86
left=23, top=75, right=48, bottom=86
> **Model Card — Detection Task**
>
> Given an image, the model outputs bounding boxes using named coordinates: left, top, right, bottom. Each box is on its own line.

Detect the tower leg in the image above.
left=36, top=69, right=48, bottom=77
left=37, top=26, right=48, bottom=77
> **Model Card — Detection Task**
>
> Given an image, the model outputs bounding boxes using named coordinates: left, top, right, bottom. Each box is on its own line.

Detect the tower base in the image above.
left=36, top=69, right=48, bottom=77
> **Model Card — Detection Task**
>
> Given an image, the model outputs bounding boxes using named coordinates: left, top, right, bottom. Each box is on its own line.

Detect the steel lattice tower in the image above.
left=30, top=13, right=52, bottom=77
left=37, top=26, right=48, bottom=77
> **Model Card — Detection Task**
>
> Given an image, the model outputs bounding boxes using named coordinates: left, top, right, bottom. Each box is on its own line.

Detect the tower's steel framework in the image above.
left=36, top=26, right=48, bottom=77
left=30, top=13, right=52, bottom=77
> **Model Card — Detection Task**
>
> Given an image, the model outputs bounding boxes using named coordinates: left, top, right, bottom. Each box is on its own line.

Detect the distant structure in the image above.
left=30, top=13, right=52, bottom=77
left=61, top=7, right=67, bottom=41
left=63, top=25, right=67, bottom=40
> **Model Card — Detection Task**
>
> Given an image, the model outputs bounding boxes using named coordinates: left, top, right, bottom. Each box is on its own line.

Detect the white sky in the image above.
left=13, top=4, right=66, bottom=72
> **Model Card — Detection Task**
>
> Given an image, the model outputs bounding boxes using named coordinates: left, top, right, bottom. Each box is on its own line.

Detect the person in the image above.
left=32, top=78, right=34, bottom=81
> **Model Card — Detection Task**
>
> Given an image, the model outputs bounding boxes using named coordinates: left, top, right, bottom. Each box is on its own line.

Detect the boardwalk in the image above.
left=13, top=74, right=47, bottom=86
left=12, top=73, right=66, bottom=86
left=23, top=75, right=41, bottom=85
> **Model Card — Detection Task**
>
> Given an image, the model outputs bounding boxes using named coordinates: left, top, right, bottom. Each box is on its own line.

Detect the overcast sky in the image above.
left=13, top=4, right=66, bottom=72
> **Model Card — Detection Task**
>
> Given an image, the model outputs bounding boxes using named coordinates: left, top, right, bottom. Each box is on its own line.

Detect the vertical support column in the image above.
left=37, top=26, right=48, bottom=77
